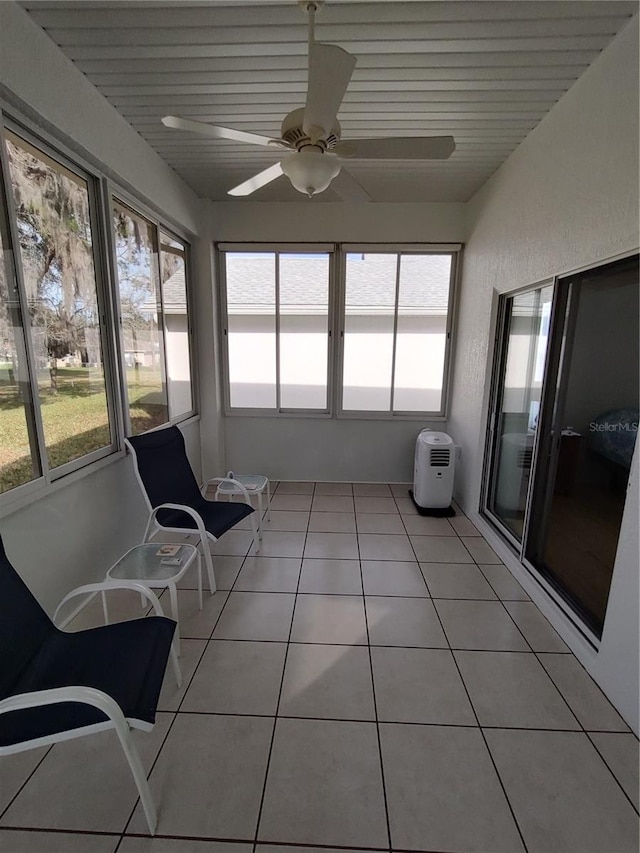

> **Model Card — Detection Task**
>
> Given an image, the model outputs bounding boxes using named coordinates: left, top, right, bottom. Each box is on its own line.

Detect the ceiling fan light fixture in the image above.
left=281, top=150, right=341, bottom=197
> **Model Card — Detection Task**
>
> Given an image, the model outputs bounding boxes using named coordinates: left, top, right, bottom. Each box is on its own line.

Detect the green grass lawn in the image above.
left=0, top=366, right=168, bottom=493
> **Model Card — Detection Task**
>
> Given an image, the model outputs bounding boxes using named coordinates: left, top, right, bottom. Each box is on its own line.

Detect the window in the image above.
left=112, top=202, right=195, bottom=434
left=220, top=244, right=458, bottom=418
left=221, top=248, right=332, bottom=412
left=342, top=251, right=454, bottom=415
left=1, top=128, right=115, bottom=493
left=0, top=113, right=198, bottom=503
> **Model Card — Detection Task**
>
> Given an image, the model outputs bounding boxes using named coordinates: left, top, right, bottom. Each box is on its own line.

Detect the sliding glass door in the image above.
left=484, top=255, right=639, bottom=639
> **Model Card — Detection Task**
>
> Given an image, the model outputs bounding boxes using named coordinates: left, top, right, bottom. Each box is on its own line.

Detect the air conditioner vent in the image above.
left=517, top=449, right=533, bottom=469
left=430, top=448, right=451, bottom=467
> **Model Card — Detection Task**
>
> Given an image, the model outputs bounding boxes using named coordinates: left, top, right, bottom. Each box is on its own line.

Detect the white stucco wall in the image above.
left=448, top=17, right=639, bottom=731
left=0, top=2, right=206, bottom=611
left=206, top=200, right=467, bottom=482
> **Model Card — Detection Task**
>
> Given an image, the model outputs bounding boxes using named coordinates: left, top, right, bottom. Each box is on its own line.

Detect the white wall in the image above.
left=0, top=2, right=206, bottom=611
left=448, top=18, right=639, bottom=731
left=206, top=200, right=467, bottom=481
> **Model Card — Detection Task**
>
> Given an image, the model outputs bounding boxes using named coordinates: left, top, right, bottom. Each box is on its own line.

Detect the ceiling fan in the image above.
left=161, top=1, right=456, bottom=201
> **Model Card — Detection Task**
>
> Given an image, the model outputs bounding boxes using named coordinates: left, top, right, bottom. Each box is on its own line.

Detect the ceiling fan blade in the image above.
left=162, top=115, right=284, bottom=148
left=331, top=168, right=371, bottom=203
left=227, top=162, right=284, bottom=197
left=303, top=43, right=357, bottom=141
left=334, top=136, right=456, bottom=160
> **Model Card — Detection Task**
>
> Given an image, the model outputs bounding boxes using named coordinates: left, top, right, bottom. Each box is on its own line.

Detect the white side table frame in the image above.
left=215, top=474, right=271, bottom=533
left=105, top=543, right=200, bottom=653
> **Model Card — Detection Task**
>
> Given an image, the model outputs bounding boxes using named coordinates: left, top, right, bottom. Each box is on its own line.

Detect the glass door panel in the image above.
left=526, top=255, right=639, bottom=637
left=486, top=284, right=554, bottom=541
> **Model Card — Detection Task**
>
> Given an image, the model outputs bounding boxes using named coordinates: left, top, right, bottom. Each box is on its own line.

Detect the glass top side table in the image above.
left=106, top=543, right=200, bottom=652
left=215, top=473, right=271, bottom=527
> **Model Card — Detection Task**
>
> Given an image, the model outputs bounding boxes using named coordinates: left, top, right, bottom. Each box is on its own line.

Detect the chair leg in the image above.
left=200, top=533, right=217, bottom=594
left=249, top=511, right=261, bottom=555
left=114, top=723, right=157, bottom=835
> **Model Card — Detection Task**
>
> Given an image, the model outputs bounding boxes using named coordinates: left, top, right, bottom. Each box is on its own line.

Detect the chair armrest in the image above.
left=204, top=477, right=252, bottom=505
left=53, top=581, right=167, bottom=628
left=147, top=502, right=210, bottom=538
left=0, top=685, right=128, bottom=733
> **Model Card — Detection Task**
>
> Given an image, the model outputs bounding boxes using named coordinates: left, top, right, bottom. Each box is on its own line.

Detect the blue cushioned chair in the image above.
left=0, top=535, right=181, bottom=834
left=126, top=425, right=259, bottom=595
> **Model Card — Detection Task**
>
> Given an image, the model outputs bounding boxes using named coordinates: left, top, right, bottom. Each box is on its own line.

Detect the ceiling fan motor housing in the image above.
left=281, top=107, right=340, bottom=150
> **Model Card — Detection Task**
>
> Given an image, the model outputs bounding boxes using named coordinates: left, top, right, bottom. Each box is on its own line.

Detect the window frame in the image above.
left=0, top=117, right=121, bottom=500
left=218, top=241, right=460, bottom=420
left=0, top=104, right=199, bottom=515
left=218, top=243, right=336, bottom=418
left=106, top=183, right=198, bottom=436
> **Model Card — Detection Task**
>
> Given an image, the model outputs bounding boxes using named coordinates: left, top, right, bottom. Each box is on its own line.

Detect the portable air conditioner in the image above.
left=413, top=430, right=455, bottom=510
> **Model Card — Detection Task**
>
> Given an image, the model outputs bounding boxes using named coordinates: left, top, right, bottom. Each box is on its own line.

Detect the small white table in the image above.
left=106, top=543, right=200, bottom=653
left=215, top=474, right=272, bottom=527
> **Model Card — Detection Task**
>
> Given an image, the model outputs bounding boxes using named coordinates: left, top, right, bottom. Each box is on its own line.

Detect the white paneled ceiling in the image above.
left=19, top=0, right=639, bottom=202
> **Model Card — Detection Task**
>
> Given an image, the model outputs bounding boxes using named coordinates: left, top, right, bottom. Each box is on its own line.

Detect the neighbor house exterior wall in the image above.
left=448, top=18, right=639, bottom=731
left=206, top=200, right=467, bottom=482
left=0, top=1, right=207, bottom=612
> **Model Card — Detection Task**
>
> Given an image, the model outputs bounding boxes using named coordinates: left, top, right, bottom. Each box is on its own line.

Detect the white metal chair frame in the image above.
left=126, top=437, right=261, bottom=595
left=215, top=474, right=272, bottom=534
left=0, top=581, right=182, bottom=836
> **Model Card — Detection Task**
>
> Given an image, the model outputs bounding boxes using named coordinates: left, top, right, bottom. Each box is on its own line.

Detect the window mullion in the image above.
left=389, top=253, right=401, bottom=413
left=275, top=252, right=281, bottom=413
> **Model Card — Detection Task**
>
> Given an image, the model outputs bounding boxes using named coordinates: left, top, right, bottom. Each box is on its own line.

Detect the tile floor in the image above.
left=1, top=480, right=638, bottom=853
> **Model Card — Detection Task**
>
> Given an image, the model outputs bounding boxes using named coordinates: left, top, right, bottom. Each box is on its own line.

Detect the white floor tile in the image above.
left=352, top=483, right=392, bottom=496
left=0, top=830, right=118, bottom=852
left=263, top=511, right=309, bottom=532
left=182, top=639, right=287, bottom=715
left=308, top=511, right=356, bottom=533
left=127, top=714, right=273, bottom=839
left=298, top=558, right=362, bottom=595
left=539, top=653, right=630, bottom=731
left=279, top=643, right=375, bottom=720
left=257, top=531, right=306, bottom=558
left=258, top=718, right=388, bottom=848
left=275, top=481, right=315, bottom=495
left=455, top=650, right=580, bottom=729
left=588, top=732, right=639, bottom=810
left=389, top=483, right=412, bottom=497
left=478, top=563, right=530, bottom=600
left=290, top=595, right=367, bottom=645
left=212, top=592, right=295, bottom=642
left=420, top=562, right=497, bottom=599
left=485, top=729, right=639, bottom=853
left=304, top=532, right=358, bottom=560
left=394, top=497, right=419, bottom=515
left=311, top=495, right=354, bottom=513
left=503, top=601, right=569, bottom=652
left=178, top=589, right=229, bottom=639
left=212, top=530, right=254, bottom=557
left=177, top=555, right=241, bottom=590
left=270, top=494, right=312, bottom=512
left=356, top=512, right=405, bottom=534
left=157, top=638, right=206, bottom=712
left=410, top=535, right=474, bottom=563
left=354, top=496, right=398, bottom=514
left=121, top=839, right=251, bottom=853
left=380, top=723, right=524, bottom=852
left=449, top=515, right=482, bottom=536
left=435, top=600, right=530, bottom=651
left=372, top=647, right=475, bottom=724
left=401, top=514, right=456, bottom=535
left=0, top=747, right=50, bottom=814
left=361, top=560, right=428, bottom=597
left=313, top=482, right=353, bottom=495
left=461, top=536, right=503, bottom=563
left=358, top=533, right=415, bottom=561
left=1, top=714, right=174, bottom=833
left=366, top=596, right=448, bottom=648
left=234, top=556, right=301, bottom=593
